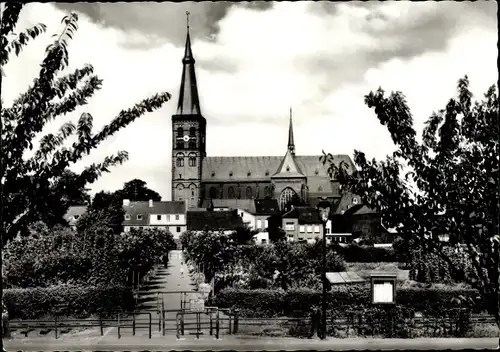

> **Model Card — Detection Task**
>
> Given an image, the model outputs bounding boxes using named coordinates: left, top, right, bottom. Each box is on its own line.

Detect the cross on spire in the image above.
left=186, top=11, right=190, bottom=30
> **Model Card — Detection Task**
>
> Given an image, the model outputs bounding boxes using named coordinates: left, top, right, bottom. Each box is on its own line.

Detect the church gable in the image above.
left=272, top=149, right=305, bottom=179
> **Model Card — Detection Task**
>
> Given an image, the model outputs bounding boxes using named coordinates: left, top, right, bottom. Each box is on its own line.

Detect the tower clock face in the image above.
left=183, top=135, right=190, bottom=142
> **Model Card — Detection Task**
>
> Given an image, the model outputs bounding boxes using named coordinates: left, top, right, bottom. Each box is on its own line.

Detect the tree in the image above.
left=54, top=169, right=92, bottom=207
left=0, top=4, right=171, bottom=246
left=76, top=191, right=124, bottom=235
left=114, top=179, right=161, bottom=202
left=322, top=76, right=499, bottom=327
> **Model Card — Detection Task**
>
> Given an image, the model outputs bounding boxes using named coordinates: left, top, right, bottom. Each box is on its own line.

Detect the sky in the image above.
left=2, top=1, right=498, bottom=201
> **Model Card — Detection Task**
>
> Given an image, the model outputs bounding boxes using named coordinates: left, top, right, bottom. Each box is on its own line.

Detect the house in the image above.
left=281, top=206, right=324, bottom=243
left=122, top=199, right=186, bottom=238
left=63, top=205, right=88, bottom=230
left=201, top=198, right=280, bottom=244
left=186, top=209, right=245, bottom=234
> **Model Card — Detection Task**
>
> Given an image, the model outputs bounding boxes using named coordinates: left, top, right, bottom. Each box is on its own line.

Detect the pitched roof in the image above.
left=282, top=206, right=322, bottom=224
left=211, top=199, right=256, bottom=213
left=254, top=199, right=280, bottom=215
left=64, top=206, right=88, bottom=226
left=187, top=209, right=244, bottom=231
left=123, top=201, right=185, bottom=226
left=326, top=271, right=365, bottom=285
left=343, top=204, right=365, bottom=216
left=350, top=205, right=378, bottom=216
left=201, top=155, right=355, bottom=183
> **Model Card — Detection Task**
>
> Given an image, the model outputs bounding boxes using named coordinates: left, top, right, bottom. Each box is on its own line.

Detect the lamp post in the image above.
left=316, top=198, right=331, bottom=340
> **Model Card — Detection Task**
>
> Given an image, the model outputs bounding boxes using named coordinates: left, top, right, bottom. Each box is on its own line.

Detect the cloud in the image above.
left=53, top=1, right=273, bottom=48
left=2, top=1, right=497, bottom=201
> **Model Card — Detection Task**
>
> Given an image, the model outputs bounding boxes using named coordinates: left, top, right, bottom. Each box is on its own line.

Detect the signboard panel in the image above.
left=189, top=298, right=205, bottom=312
left=373, top=281, right=394, bottom=303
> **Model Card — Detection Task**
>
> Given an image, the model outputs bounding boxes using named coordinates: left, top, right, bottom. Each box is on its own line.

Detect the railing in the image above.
left=9, top=310, right=493, bottom=339
left=9, top=311, right=155, bottom=340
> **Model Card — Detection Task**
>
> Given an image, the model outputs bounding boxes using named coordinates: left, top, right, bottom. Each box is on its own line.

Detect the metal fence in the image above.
left=7, top=308, right=496, bottom=340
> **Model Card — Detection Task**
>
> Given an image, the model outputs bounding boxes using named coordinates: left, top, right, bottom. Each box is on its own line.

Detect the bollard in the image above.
left=99, top=315, right=103, bottom=336
left=55, top=315, right=58, bottom=339
left=215, top=310, right=220, bottom=339
left=210, top=312, right=213, bottom=335
left=133, top=314, right=136, bottom=336
left=233, top=309, right=239, bottom=334
left=228, top=312, right=232, bottom=335
left=149, top=313, right=152, bottom=339
left=117, top=314, right=121, bottom=339
left=162, top=301, right=166, bottom=336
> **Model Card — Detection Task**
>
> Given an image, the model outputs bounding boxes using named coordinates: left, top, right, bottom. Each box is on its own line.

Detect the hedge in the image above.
left=211, top=286, right=483, bottom=318
left=3, top=284, right=134, bottom=319
left=333, top=244, right=399, bottom=262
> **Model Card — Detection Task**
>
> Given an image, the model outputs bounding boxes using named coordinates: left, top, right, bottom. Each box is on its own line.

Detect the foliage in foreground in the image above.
left=3, top=224, right=176, bottom=289
left=1, top=3, right=171, bottom=245
left=181, top=229, right=346, bottom=291
left=212, top=285, right=484, bottom=319
left=322, top=76, right=499, bottom=326
left=3, top=284, right=134, bottom=319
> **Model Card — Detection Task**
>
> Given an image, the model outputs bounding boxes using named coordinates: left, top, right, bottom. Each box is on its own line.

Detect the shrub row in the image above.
left=211, top=286, right=483, bottom=318
left=3, top=284, right=134, bottom=319
left=333, top=244, right=399, bottom=262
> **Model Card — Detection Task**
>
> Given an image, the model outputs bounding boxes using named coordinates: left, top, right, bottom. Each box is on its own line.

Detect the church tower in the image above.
left=171, top=13, right=206, bottom=208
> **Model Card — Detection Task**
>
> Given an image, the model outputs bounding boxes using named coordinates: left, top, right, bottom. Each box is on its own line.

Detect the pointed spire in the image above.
left=176, top=11, right=201, bottom=115
left=288, top=107, right=295, bottom=155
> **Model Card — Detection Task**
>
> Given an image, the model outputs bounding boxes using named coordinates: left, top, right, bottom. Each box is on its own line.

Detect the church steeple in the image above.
left=176, top=11, right=201, bottom=115
left=288, top=107, right=295, bottom=156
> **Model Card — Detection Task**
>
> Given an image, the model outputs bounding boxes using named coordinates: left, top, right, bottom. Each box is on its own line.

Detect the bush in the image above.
left=212, top=285, right=482, bottom=318
left=3, top=284, right=134, bottom=319
left=333, top=244, right=398, bottom=262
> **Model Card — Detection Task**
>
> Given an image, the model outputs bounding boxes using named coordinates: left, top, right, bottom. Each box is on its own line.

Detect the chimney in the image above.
left=149, top=199, right=153, bottom=208
left=123, top=199, right=130, bottom=206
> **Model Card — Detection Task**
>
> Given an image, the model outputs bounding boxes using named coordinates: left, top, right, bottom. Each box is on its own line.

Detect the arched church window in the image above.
left=189, top=127, right=196, bottom=136
left=209, top=187, right=218, bottom=199
left=189, top=157, right=196, bottom=167
left=176, top=154, right=185, bottom=167
left=228, top=187, right=235, bottom=199
left=177, top=127, right=183, bottom=137
left=246, top=187, right=253, bottom=199
left=318, top=186, right=323, bottom=192
left=279, top=187, right=297, bottom=210
left=265, top=171, right=269, bottom=176
left=286, top=166, right=290, bottom=172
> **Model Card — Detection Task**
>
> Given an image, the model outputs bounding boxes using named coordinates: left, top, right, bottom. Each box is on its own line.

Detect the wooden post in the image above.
left=162, top=301, right=165, bottom=336
left=99, top=315, right=103, bottom=336
left=149, top=313, right=152, bottom=339
left=233, top=309, right=239, bottom=334
left=54, top=316, right=58, bottom=339
left=216, top=310, right=220, bottom=339
left=132, top=314, right=136, bottom=336
left=117, top=314, right=121, bottom=339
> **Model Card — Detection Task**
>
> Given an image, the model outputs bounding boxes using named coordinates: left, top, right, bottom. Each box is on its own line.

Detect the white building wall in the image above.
left=236, top=209, right=255, bottom=229
left=253, top=232, right=270, bottom=245
left=149, top=213, right=186, bottom=225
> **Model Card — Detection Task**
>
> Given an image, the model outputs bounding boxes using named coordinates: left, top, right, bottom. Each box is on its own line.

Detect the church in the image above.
left=171, top=23, right=356, bottom=211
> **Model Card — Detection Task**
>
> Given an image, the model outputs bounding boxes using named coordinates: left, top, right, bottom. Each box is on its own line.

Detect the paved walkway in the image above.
left=3, top=337, right=498, bottom=351
left=105, top=250, right=219, bottom=339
